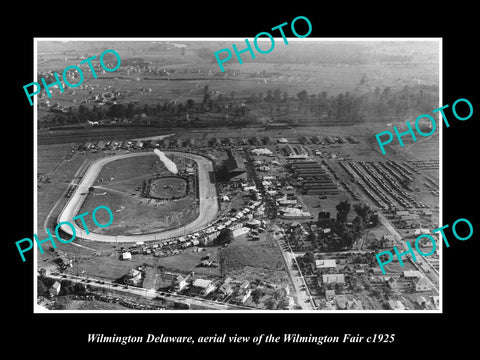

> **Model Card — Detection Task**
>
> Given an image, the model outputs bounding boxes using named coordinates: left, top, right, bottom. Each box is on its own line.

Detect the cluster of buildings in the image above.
left=248, top=174, right=313, bottom=220
left=386, top=270, right=433, bottom=292
left=73, top=131, right=360, bottom=157
left=300, top=135, right=360, bottom=145
left=313, top=258, right=364, bottom=310
left=118, top=200, right=265, bottom=262
left=340, top=160, right=429, bottom=210
left=287, top=159, right=339, bottom=195
left=306, top=253, right=438, bottom=310
left=385, top=208, right=436, bottom=230
left=172, top=274, right=254, bottom=305
left=286, top=222, right=332, bottom=251
left=81, top=91, right=121, bottom=105
left=409, top=160, right=439, bottom=170
left=169, top=274, right=292, bottom=309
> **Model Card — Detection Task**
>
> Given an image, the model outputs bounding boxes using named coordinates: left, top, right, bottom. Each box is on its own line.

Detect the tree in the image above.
left=352, top=215, right=364, bottom=233
left=273, top=89, right=282, bottom=102
left=60, top=279, right=75, bottom=295
left=251, top=288, right=263, bottom=304
left=307, top=231, right=318, bottom=243
left=335, top=200, right=351, bottom=224
left=353, top=203, right=370, bottom=220
left=354, top=203, right=378, bottom=227
left=278, top=298, right=290, bottom=309
left=341, top=231, right=355, bottom=249
left=73, top=283, right=87, bottom=295
left=125, top=102, right=136, bottom=119
left=265, top=90, right=274, bottom=102
left=202, top=93, right=211, bottom=109
left=265, top=297, right=278, bottom=310
left=78, top=104, right=88, bottom=114
left=186, top=99, right=195, bottom=109
left=382, top=87, right=391, bottom=98
left=296, top=90, right=308, bottom=102
left=107, top=103, right=126, bottom=118
left=214, top=228, right=234, bottom=246
left=303, top=251, right=315, bottom=264
left=37, top=279, right=48, bottom=296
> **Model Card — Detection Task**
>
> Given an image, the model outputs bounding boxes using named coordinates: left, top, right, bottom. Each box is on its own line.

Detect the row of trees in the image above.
left=40, top=82, right=437, bottom=129
left=41, top=95, right=250, bottom=128
left=245, top=84, right=437, bottom=122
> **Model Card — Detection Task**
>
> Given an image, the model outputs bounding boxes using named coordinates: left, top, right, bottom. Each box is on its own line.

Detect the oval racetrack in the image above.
left=57, top=151, right=218, bottom=242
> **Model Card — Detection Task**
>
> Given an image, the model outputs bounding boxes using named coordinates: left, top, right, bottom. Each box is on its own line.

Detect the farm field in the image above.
left=36, top=40, right=439, bottom=130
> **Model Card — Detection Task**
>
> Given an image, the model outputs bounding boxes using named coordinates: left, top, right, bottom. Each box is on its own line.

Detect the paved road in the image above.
left=346, top=187, right=440, bottom=294
left=270, top=224, right=315, bottom=310
left=57, top=151, right=218, bottom=243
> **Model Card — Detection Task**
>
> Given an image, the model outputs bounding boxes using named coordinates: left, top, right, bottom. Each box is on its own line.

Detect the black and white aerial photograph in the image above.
left=34, top=39, right=441, bottom=312
left=7, top=5, right=479, bottom=356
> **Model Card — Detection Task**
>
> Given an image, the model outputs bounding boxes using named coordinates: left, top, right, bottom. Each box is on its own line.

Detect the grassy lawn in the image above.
left=219, top=232, right=289, bottom=285
left=75, top=153, right=198, bottom=235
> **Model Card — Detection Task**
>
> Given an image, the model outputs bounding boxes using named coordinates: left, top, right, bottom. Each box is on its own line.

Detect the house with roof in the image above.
left=315, top=259, right=337, bottom=274
left=239, top=280, right=250, bottom=290
left=414, top=277, right=433, bottom=292
left=387, top=277, right=400, bottom=290
left=192, top=278, right=216, bottom=296
left=125, top=269, right=142, bottom=286
left=415, top=295, right=428, bottom=309
left=325, top=289, right=335, bottom=302
left=346, top=300, right=363, bottom=310
left=403, top=270, right=422, bottom=280
left=322, top=274, right=345, bottom=285
left=226, top=157, right=246, bottom=179
left=218, top=282, right=233, bottom=297
left=380, top=234, right=396, bottom=248
left=49, top=281, right=61, bottom=297
left=235, top=287, right=252, bottom=304
left=173, top=274, right=188, bottom=291
left=387, top=300, right=406, bottom=310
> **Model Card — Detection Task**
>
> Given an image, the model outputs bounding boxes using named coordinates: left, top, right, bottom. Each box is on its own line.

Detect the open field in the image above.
left=51, top=296, right=133, bottom=310
left=76, top=153, right=198, bottom=235
left=149, top=176, right=188, bottom=199
left=219, top=232, right=289, bottom=285
left=63, top=246, right=221, bottom=283
left=37, top=40, right=439, bottom=112
left=55, top=151, right=217, bottom=242
left=37, top=143, right=98, bottom=239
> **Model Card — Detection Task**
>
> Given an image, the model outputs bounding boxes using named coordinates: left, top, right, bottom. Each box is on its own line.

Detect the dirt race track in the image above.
left=57, top=151, right=218, bottom=243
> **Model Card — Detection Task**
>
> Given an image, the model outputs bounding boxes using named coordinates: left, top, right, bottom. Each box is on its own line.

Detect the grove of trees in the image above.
left=40, top=83, right=437, bottom=130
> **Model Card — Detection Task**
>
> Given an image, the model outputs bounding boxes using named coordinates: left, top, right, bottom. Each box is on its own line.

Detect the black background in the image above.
left=7, top=4, right=478, bottom=356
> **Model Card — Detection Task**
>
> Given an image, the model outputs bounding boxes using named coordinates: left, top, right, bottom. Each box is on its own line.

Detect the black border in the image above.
left=8, top=5, right=478, bottom=355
